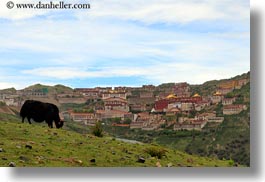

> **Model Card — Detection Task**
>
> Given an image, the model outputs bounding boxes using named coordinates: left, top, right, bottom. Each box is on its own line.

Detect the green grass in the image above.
left=0, top=120, right=234, bottom=167
left=25, top=83, right=73, bottom=94
left=0, top=113, right=21, bottom=123
left=64, top=120, right=91, bottom=134
left=60, top=103, right=87, bottom=111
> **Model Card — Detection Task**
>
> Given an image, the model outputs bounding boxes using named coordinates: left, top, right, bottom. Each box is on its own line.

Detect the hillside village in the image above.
left=0, top=72, right=250, bottom=133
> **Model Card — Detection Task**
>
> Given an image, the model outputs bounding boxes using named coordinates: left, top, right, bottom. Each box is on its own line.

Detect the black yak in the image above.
left=20, top=100, right=64, bottom=128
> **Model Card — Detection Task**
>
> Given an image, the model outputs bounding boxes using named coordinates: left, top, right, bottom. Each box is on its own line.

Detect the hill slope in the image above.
left=102, top=73, right=250, bottom=166
left=0, top=119, right=234, bottom=167
left=0, top=105, right=16, bottom=115
left=24, top=84, right=73, bottom=94
left=190, top=71, right=249, bottom=96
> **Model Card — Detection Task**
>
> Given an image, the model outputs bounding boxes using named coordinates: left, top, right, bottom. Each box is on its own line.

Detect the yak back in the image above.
left=20, top=100, right=60, bottom=123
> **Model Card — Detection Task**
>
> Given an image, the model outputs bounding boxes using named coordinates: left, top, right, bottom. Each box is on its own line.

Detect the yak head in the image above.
left=55, top=119, right=64, bottom=129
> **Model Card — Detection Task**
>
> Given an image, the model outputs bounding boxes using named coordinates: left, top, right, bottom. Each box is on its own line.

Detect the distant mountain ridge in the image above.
left=0, top=71, right=250, bottom=93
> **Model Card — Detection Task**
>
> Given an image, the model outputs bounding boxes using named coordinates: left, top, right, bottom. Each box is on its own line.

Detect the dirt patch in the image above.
left=0, top=106, right=16, bottom=115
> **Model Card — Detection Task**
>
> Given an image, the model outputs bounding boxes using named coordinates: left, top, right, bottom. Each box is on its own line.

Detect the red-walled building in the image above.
left=154, top=94, right=202, bottom=112
left=154, top=99, right=169, bottom=112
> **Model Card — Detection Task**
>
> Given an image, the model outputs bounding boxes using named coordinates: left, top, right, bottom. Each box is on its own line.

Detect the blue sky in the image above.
left=0, top=0, right=250, bottom=89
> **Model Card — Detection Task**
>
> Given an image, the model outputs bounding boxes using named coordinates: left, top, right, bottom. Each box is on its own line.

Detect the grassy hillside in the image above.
left=0, top=87, right=17, bottom=94
left=24, top=83, right=73, bottom=94
left=190, top=72, right=250, bottom=96
left=0, top=105, right=16, bottom=115
left=0, top=84, right=73, bottom=97
left=184, top=82, right=250, bottom=165
left=0, top=117, right=235, bottom=167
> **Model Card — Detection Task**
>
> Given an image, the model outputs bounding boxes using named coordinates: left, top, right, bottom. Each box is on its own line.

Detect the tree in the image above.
left=88, top=108, right=94, bottom=113
left=123, top=118, right=132, bottom=124
left=92, top=122, right=103, bottom=137
left=113, top=117, right=121, bottom=124
left=189, top=110, right=197, bottom=118
left=0, top=101, right=6, bottom=106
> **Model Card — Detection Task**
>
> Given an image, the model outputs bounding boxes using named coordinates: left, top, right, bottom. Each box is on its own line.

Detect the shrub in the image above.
left=113, top=117, right=121, bottom=124
left=92, top=122, right=103, bottom=137
left=123, top=118, right=132, bottom=124
left=144, top=147, right=167, bottom=159
left=0, top=101, right=6, bottom=106
left=228, top=159, right=235, bottom=166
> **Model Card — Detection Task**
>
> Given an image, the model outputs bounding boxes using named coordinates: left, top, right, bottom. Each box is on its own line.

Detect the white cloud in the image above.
left=21, top=59, right=249, bottom=85
left=0, top=18, right=156, bottom=61
left=88, top=1, right=222, bottom=24
left=143, top=63, right=249, bottom=84
left=0, top=82, right=19, bottom=89
left=0, top=0, right=249, bottom=89
left=85, top=0, right=249, bottom=24
left=22, top=66, right=145, bottom=79
left=0, top=15, right=249, bottom=87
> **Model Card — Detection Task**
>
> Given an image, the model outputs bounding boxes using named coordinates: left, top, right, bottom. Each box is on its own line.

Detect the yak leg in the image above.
left=47, top=120, right=53, bottom=128
left=27, top=117, right=32, bottom=124
left=22, top=117, right=25, bottom=123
